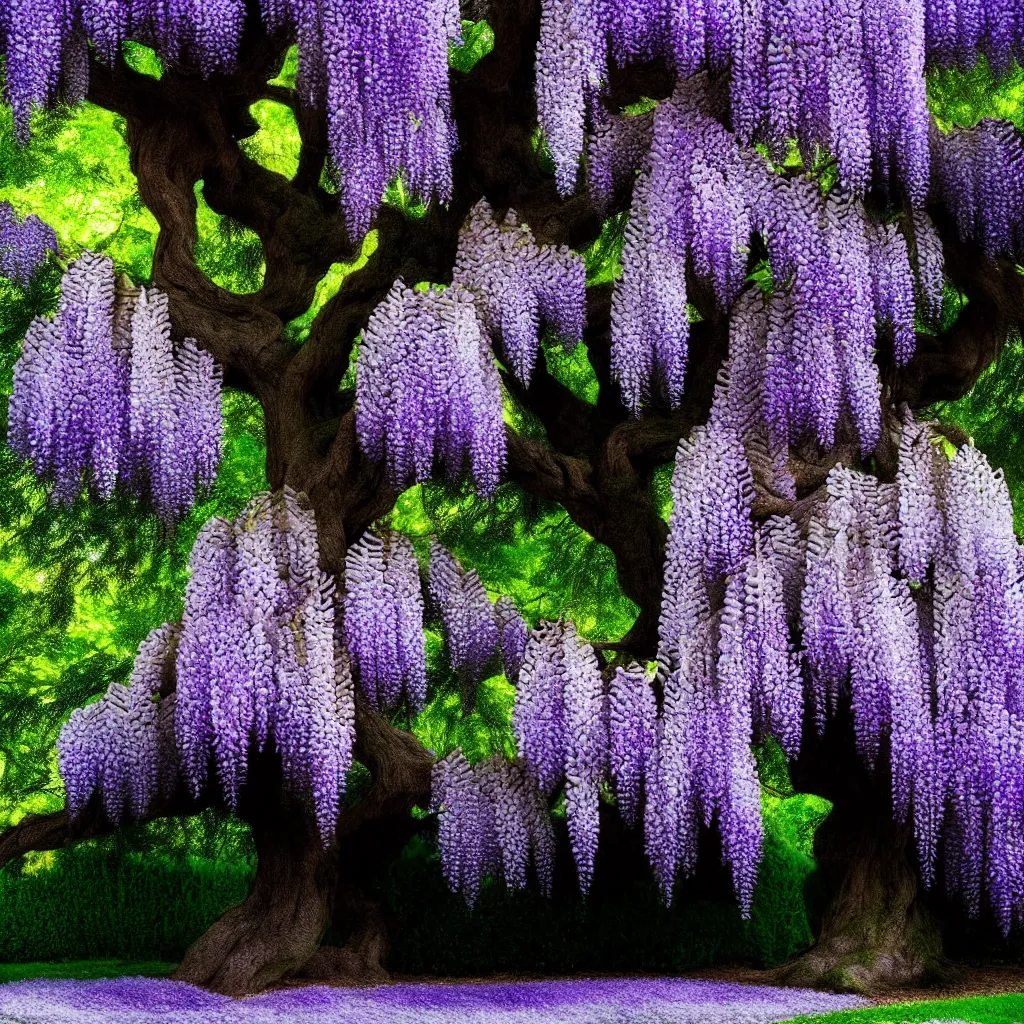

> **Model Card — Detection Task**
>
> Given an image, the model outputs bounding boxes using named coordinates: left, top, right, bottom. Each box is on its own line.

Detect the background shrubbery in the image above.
left=0, top=814, right=815, bottom=971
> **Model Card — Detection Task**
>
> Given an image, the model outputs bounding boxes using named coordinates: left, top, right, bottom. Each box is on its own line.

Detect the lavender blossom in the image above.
left=8, top=267, right=221, bottom=519
left=931, top=119, right=1024, bottom=258
left=428, top=540, right=500, bottom=690
left=58, top=623, right=179, bottom=822
left=494, top=595, right=529, bottom=684
left=320, top=0, right=461, bottom=236
left=512, top=620, right=569, bottom=797
left=608, top=663, right=656, bottom=827
left=356, top=281, right=506, bottom=498
left=0, top=202, right=59, bottom=286
left=431, top=749, right=497, bottom=909
left=478, top=756, right=555, bottom=894
left=344, top=531, right=426, bottom=712
left=7, top=252, right=124, bottom=503
left=171, top=491, right=355, bottom=839
left=560, top=625, right=607, bottom=894
left=453, top=202, right=586, bottom=387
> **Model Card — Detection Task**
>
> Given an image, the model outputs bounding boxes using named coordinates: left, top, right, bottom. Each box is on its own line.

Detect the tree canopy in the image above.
left=1, top=0, right=1024, bottom=999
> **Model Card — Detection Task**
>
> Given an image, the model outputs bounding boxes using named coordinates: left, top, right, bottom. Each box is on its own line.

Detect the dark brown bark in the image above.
left=780, top=712, right=949, bottom=993
left=174, top=755, right=338, bottom=995
left=169, top=701, right=432, bottom=994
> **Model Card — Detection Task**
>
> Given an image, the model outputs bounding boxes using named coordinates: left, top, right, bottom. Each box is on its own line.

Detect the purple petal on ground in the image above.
left=0, top=974, right=869, bottom=1023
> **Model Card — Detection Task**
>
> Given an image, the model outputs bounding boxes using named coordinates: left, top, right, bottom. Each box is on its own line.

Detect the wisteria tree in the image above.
left=2, top=0, right=1024, bottom=1000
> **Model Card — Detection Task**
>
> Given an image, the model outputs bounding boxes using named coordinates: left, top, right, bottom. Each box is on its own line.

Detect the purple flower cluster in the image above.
left=300, top=0, right=461, bottom=237
left=356, top=281, right=506, bottom=498
left=610, top=80, right=921, bottom=451
left=645, top=404, right=1022, bottom=925
left=0, top=202, right=59, bottom=286
left=511, top=621, right=569, bottom=798
left=453, top=202, right=586, bottom=387
left=431, top=749, right=553, bottom=907
left=494, top=595, right=528, bottom=684
left=511, top=619, right=609, bottom=892
left=925, top=0, right=1024, bottom=74
left=8, top=257, right=222, bottom=518
left=0, top=973, right=869, bottom=1023
left=931, top=118, right=1024, bottom=257
left=607, top=663, right=656, bottom=827
left=1, top=0, right=248, bottom=139
left=651, top=419, right=810, bottom=912
left=58, top=623, right=179, bottom=823
left=344, top=531, right=427, bottom=712
left=587, top=101, right=654, bottom=211
left=125, top=287, right=223, bottom=521
left=427, top=539, right=500, bottom=689
left=534, top=0, right=1024, bottom=208
left=173, top=489, right=355, bottom=839
left=9, top=252, right=121, bottom=503
left=794, top=431, right=1024, bottom=929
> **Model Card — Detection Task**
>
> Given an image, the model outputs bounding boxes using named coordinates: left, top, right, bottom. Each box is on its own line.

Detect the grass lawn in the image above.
left=0, top=961, right=176, bottom=984
left=795, top=994, right=1024, bottom=1024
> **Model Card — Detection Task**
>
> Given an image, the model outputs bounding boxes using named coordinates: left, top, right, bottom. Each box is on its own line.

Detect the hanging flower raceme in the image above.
left=512, top=620, right=570, bottom=799
left=453, top=202, right=586, bottom=387
left=494, top=595, right=529, bottom=684
left=427, top=539, right=500, bottom=690
left=8, top=251, right=124, bottom=503
left=657, top=417, right=754, bottom=661
left=58, top=623, right=180, bottom=823
left=607, top=663, right=657, bottom=827
left=931, top=118, right=1024, bottom=258
left=123, top=287, right=223, bottom=521
left=535, top=0, right=1024, bottom=206
left=312, top=0, right=462, bottom=236
left=798, top=434, right=1024, bottom=929
left=173, top=489, right=356, bottom=840
left=344, top=530, right=427, bottom=712
left=356, top=280, right=506, bottom=498
left=7, top=256, right=222, bottom=518
left=512, top=619, right=609, bottom=892
left=430, top=749, right=495, bottom=909
left=431, top=750, right=554, bottom=907
left=0, top=202, right=59, bottom=286
left=587, top=101, right=654, bottom=211
left=1, top=0, right=88, bottom=141
left=733, top=523, right=804, bottom=760
left=908, top=210, right=946, bottom=327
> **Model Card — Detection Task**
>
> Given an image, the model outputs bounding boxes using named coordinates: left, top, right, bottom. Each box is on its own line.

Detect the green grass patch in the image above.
left=0, top=961, right=175, bottom=984
left=793, top=993, right=1024, bottom=1024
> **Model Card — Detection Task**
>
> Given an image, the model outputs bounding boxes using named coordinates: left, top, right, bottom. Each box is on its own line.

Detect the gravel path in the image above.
left=0, top=976, right=869, bottom=1024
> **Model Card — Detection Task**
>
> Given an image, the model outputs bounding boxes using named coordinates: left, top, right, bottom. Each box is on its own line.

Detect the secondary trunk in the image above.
left=779, top=711, right=949, bottom=993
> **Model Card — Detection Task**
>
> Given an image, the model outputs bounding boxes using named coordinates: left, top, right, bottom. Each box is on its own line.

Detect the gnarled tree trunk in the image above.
left=778, top=710, right=949, bottom=993
left=172, top=753, right=338, bottom=995
left=173, top=701, right=432, bottom=994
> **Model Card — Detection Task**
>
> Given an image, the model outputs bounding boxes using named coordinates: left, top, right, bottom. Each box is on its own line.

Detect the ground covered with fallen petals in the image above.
left=0, top=975, right=868, bottom=1024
